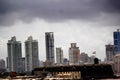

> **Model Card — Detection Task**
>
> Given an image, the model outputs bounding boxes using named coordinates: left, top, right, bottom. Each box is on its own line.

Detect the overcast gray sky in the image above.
left=0, top=0, right=120, bottom=61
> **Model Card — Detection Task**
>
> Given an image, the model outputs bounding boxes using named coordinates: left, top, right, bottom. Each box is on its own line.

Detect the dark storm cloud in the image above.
left=0, top=0, right=120, bottom=26
left=108, top=0, right=120, bottom=12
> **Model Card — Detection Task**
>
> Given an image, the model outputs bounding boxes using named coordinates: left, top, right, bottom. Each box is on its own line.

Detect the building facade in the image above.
left=21, top=57, right=25, bottom=72
left=105, top=44, right=114, bottom=61
left=114, top=54, right=120, bottom=75
left=63, top=58, right=69, bottom=65
left=7, top=36, right=22, bottom=72
left=114, top=29, right=120, bottom=54
left=45, top=32, right=55, bottom=65
left=39, top=60, right=44, bottom=67
left=56, top=48, right=63, bottom=65
left=25, top=36, right=39, bottom=72
left=0, top=59, right=5, bottom=69
left=80, top=52, right=89, bottom=64
left=69, top=43, right=80, bottom=65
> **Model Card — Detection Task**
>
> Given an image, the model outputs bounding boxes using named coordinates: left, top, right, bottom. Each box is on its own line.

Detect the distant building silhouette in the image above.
left=45, top=32, right=55, bottom=65
left=63, top=58, right=69, bottom=65
left=56, top=48, right=63, bottom=65
left=88, top=56, right=96, bottom=64
left=69, top=43, right=80, bottom=65
left=105, top=44, right=114, bottom=61
left=80, top=52, right=89, bottom=63
left=7, top=36, right=22, bottom=72
left=25, top=36, right=39, bottom=72
left=0, top=59, right=5, bottom=69
left=114, top=29, right=120, bottom=54
left=6, top=57, right=8, bottom=70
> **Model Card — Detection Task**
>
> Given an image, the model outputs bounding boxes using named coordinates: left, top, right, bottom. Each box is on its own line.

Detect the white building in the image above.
left=25, top=36, right=39, bottom=72
left=69, top=43, right=80, bottom=65
left=7, top=36, right=22, bottom=72
left=56, top=48, right=63, bottom=65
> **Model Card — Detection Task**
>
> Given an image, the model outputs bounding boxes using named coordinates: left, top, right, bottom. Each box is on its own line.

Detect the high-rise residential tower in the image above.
left=56, top=48, right=63, bottom=64
left=69, top=43, right=80, bottom=65
left=114, top=29, right=120, bottom=54
left=25, top=36, right=39, bottom=72
left=7, top=36, right=22, bottom=72
left=105, top=44, right=114, bottom=61
left=45, top=32, right=55, bottom=65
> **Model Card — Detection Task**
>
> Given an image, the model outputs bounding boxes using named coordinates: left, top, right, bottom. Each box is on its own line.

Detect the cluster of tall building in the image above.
left=6, top=32, right=98, bottom=73
left=3, top=29, right=120, bottom=73
left=7, top=36, right=39, bottom=73
left=0, top=29, right=118, bottom=74
left=6, top=32, right=56, bottom=73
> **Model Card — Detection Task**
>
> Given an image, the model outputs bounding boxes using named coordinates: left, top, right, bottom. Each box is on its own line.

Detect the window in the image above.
left=114, top=32, right=118, bottom=39
left=114, top=47, right=118, bottom=52
left=114, top=40, right=118, bottom=45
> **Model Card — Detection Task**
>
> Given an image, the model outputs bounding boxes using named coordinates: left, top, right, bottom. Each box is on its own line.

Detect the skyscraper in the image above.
left=25, top=36, right=39, bottom=72
left=7, top=36, right=22, bottom=72
left=56, top=48, right=63, bottom=64
left=105, top=44, right=114, bottom=61
left=45, top=32, right=55, bottom=65
left=114, top=29, right=120, bottom=54
left=69, top=43, right=80, bottom=65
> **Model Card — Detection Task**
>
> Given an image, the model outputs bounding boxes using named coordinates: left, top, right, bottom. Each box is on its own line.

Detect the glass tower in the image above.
left=114, top=29, right=120, bottom=54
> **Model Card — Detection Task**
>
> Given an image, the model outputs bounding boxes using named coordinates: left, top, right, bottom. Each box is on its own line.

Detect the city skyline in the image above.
left=0, top=29, right=120, bottom=62
left=0, top=0, right=120, bottom=61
